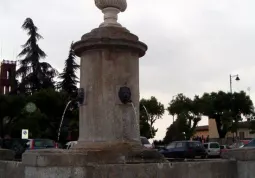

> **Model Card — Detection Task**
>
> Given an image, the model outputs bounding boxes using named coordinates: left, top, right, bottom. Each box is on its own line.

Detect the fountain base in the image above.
left=23, top=142, right=166, bottom=167
left=21, top=150, right=235, bottom=178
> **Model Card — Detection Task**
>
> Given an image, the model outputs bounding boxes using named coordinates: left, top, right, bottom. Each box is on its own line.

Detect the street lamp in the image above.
left=171, top=94, right=178, bottom=123
left=230, top=74, right=240, bottom=93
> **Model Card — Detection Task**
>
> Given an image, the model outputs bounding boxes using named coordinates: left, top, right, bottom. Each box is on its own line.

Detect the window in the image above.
left=9, top=86, right=11, bottom=92
left=189, top=142, right=202, bottom=148
left=176, top=142, right=184, bottom=148
left=34, top=139, right=55, bottom=148
left=239, top=132, right=245, bottom=140
left=3, top=86, right=6, bottom=94
left=210, top=143, right=220, bottom=149
left=166, top=142, right=176, bottom=149
left=6, top=71, right=10, bottom=79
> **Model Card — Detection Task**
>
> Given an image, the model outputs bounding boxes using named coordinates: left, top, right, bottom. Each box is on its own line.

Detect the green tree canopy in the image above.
left=139, top=96, right=165, bottom=139
left=0, top=89, right=78, bottom=140
left=166, top=94, right=201, bottom=141
left=199, top=91, right=254, bottom=138
left=58, top=42, right=80, bottom=99
left=16, top=18, right=57, bottom=94
left=0, top=94, right=26, bottom=138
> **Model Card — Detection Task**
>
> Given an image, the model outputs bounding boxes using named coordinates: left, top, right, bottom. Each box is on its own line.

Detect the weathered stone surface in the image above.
left=0, top=149, right=15, bottom=161
left=0, top=161, right=24, bottom=178
left=222, top=148, right=255, bottom=178
left=222, top=147, right=255, bottom=161
left=22, top=160, right=236, bottom=178
left=95, top=0, right=127, bottom=12
left=22, top=147, right=166, bottom=167
left=72, top=26, right=148, bottom=157
left=237, top=161, right=255, bottom=178
left=74, top=27, right=147, bottom=57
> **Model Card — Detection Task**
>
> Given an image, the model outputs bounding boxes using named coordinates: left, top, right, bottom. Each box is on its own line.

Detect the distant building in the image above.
left=0, top=60, right=17, bottom=94
left=209, top=119, right=254, bottom=140
left=194, top=125, right=209, bottom=138
left=194, top=119, right=255, bottom=140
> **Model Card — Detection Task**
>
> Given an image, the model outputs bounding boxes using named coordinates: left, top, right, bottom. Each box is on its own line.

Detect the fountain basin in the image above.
left=20, top=158, right=236, bottom=178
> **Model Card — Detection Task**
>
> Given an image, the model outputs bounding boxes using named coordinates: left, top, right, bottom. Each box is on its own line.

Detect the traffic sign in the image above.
left=22, top=129, right=29, bottom=139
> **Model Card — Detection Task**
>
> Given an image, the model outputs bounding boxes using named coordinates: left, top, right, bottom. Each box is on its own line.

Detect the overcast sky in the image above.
left=1, top=0, right=255, bottom=140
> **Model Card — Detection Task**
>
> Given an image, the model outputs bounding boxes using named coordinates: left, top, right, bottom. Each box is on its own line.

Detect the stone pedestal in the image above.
left=22, top=26, right=165, bottom=168
left=73, top=27, right=146, bottom=148
left=222, top=148, right=255, bottom=178
left=22, top=1, right=166, bottom=177
left=72, top=26, right=165, bottom=163
left=0, top=149, right=15, bottom=161
left=21, top=156, right=236, bottom=178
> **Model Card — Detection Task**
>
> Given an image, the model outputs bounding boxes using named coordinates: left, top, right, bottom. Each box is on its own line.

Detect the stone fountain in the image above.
left=22, top=0, right=167, bottom=177
left=0, top=1, right=242, bottom=178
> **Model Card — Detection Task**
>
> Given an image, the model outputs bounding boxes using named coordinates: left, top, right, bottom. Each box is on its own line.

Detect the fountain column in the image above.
left=73, top=0, right=147, bottom=149
left=22, top=2, right=165, bottom=176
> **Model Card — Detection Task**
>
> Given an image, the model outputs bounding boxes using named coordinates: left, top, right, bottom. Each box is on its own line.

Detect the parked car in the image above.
left=230, top=140, right=251, bottom=149
left=65, top=137, right=153, bottom=149
left=159, top=141, right=207, bottom=159
left=141, top=136, right=154, bottom=149
left=203, top=142, right=221, bottom=157
left=26, top=139, right=58, bottom=150
left=243, top=139, right=255, bottom=148
left=220, top=145, right=231, bottom=155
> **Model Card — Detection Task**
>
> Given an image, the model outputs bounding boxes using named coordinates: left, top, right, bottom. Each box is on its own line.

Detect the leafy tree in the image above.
left=11, top=110, right=48, bottom=138
left=230, top=91, right=254, bottom=135
left=0, top=90, right=79, bottom=140
left=166, top=94, right=201, bottom=140
left=0, top=94, right=26, bottom=138
left=199, top=91, right=253, bottom=138
left=27, top=89, right=70, bottom=140
left=167, top=94, right=192, bottom=115
left=58, top=42, right=80, bottom=98
left=164, top=117, right=185, bottom=144
left=16, top=18, right=57, bottom=94
left=139, top=96, right=165, bottom=139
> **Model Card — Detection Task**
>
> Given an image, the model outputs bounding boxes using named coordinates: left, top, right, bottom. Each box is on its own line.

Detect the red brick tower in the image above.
left=0, top=60, right=17, bottom=94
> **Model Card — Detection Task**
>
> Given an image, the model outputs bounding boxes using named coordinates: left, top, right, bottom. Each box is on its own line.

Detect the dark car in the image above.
left=243, top=139, right=255, bottom=148
left=230, top=140, right=251, bottom=148
left=26, top=139, right=58, bottom=150
left=159, top=141, right=207, bottom=159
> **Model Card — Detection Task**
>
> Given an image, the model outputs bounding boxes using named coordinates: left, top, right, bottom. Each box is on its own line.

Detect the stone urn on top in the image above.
left=94, top=0, right=127, bottom=27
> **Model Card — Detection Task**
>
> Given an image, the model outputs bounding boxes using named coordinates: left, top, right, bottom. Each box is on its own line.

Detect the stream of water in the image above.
left=57, top=100, right=72, bottom=142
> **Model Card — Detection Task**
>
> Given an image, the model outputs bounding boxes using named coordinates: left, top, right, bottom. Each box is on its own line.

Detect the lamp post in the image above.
left=229, top=74, right=240, bottom=138
left=171, top=94, right=178, bottom=123
left=230, top=74, right=240, bottom=93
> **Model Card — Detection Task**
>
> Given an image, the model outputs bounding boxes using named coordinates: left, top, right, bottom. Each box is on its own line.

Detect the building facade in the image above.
left=0, top=60, right=17, bottom=94
left=195, top=119, right=255, bottom=140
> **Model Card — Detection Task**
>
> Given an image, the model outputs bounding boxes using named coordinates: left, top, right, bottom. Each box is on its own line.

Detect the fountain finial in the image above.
left=95, top=0, right=127, bottom=27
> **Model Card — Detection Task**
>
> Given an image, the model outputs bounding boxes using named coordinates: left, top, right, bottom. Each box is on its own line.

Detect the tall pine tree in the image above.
left=58, top=42, right=79, bottom=98
left=16, top=18, right=57, bottom=94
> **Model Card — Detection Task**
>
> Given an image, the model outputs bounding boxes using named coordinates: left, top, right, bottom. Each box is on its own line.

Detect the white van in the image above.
left=203, top=142, right=220, bottom=157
